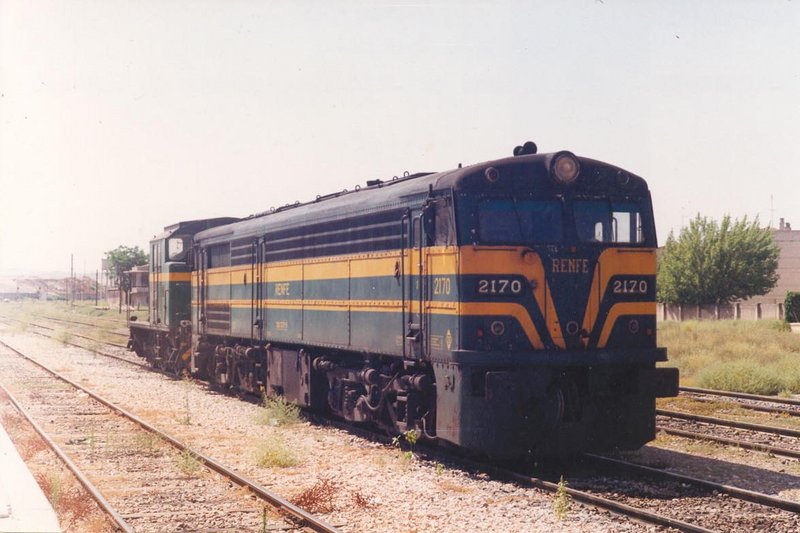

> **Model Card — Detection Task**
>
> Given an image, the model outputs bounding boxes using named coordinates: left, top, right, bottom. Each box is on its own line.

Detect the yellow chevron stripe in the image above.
left=580, top=248, right=657, bottom=344
left=460, top=302, right=545, bottom=349
left=597, top=302, right=657, bottom=347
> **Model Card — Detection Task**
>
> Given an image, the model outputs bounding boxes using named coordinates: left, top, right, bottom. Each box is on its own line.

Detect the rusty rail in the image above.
left=0, top=381, right=135, bottom=533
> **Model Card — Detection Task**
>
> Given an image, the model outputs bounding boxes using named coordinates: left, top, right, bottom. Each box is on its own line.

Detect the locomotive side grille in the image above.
left=206, top=303, right=231, bottom=331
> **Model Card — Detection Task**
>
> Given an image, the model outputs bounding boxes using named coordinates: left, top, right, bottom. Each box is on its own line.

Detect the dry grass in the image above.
left=437, top=480, right=473, bottom=494
left=35, top=473, right=96, bottom=523
left=255, top=395, right=301, bottom=427
left=17, top=432, right=48, bottom=460
left=176, top=448, right=203, bottom=476
left=659, top=320, right=800, bottom=394
left=351, top=489, right=374, bottom=509
left=254, top=434, right=301, bottom=468
left=53, top=329, right=73, bottom=345
left=129, top=431, right=164, bottom=456
left=658, top=395, right=800, bottom=431
left=290, top=478, right=339, bottom=514
left=0, top=411, right=21, bottom=431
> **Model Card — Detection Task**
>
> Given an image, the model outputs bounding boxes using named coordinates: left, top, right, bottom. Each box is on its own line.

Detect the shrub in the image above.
left=785, top=292, right=800, bottom=323
left=291, top=478, right=339, bottom=514
left=696, top=360, right=784, bottom=395
left=254, top=435, right=301, bottom=468
left=553, top=475, right=571, bottom=520
left=255, top=396, right=300, bottom=427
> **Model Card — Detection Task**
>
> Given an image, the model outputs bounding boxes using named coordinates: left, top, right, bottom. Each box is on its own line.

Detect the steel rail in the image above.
left=0, top=318, right=147, bottom=369
left=466, top=458, right=717, bottom=533
left=657, top=409, right=800, bottom=438
left=0, top=381, right=135, bottom=533
left=36, top=314, right=130, bottom=338
left=38, top=312, right=128, bottom=329
left=680, top=386, right=800, bottom=407
left=0, top=315, right=128, bottom=348
left=318, top=416, right=715, bottom=532
left=657, top=425, right=800, bottom=460
left=687, top=395, right=800, bottom=417
left=586, top=453, right=800, bottom=514
left=0, top=338, right=341, bottom=533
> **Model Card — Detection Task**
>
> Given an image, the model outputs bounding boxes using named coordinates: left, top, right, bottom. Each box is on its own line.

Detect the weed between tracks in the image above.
left=178, top=376, right=194, bottom=425
left=553, top=475, right=571, bottom=520
left=254, top=434, right=301, bottom=468
left=291, top=478, right=339, bottom=514
left=255, top=395, right=301, bottom=427
left=130, top=431, right=164, bottom=455
left=176, top=448, right=203, bottom=475
left=35, top=472, right=97, bottom=525
left=53, top=329, right=73, bottom=345
left=0, top=405, right=112, bottom=532
left=289, top=477, right=375, bottom=514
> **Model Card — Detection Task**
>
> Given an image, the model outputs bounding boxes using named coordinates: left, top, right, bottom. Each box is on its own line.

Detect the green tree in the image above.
left=104, top=245, right=148, bottom=290
left=657, top=215, right=779, bottom=305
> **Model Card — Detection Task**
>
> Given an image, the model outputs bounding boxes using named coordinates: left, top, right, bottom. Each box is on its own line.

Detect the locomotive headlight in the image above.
left=485, top=166, right=500, bottom=183
left=551, top=152, right=580, bottom=184
left=490, top=320, right=506, bottom=336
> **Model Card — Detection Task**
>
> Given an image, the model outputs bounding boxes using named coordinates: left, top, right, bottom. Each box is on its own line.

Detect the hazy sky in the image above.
left=1, top=0, right=799, bottom=275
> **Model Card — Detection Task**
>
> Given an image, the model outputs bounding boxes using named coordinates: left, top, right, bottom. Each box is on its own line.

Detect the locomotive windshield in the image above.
left=477, top=199, right=563, bottom=243
left=470, top=196, right=651, bottom=246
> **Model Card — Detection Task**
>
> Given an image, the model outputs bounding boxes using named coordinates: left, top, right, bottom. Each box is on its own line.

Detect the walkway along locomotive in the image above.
left=128, top=143, right=679, bottom=458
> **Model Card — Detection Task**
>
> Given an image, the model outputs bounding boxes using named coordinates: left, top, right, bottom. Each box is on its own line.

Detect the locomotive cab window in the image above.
left=574, top=200, right=645, bottom=244
left=477, top=198, right=563, bottom=244
left=167, top=237, right=188, bottom=261
left=611, top=202, right=644, bottom=244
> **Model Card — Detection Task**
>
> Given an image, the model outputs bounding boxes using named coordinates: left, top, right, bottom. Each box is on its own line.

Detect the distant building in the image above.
left=748, top=218, right=800, bottom=308
left=127, top=264, right=149, bottom=309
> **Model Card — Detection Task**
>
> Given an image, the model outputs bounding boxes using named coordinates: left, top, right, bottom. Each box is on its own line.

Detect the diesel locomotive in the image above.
left=128, top=142, right=678, bottom=458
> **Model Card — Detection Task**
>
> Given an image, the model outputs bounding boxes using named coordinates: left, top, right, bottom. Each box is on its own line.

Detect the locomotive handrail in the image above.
left=400, top=210, right=409, bottom=358
left=415, top=211, right=426, bottom=357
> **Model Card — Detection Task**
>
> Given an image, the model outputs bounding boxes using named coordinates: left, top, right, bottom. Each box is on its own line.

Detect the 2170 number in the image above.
left=477, top=279, right=523, bottom=295
left=612, top=279, right=648, bottom=294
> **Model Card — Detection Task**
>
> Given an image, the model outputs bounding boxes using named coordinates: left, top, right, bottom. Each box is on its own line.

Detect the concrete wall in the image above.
left=658, top=302, right=784, bottom=321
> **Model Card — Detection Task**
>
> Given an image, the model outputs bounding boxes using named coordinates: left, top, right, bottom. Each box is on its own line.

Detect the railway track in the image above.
left=0, top=337, right=340, bottom=533
left=656, top=409, right=800, bottom=461
left=35, top=313, right=131, bottom=339
left=0, top=315, right=146, bottom=368
left=679, top=386, right=800, bottom=417
left=0, top=382, right=133, bottom=532
left=320, top=406, right=800, bottom=532
left=4, top=314, right=800, bottom=531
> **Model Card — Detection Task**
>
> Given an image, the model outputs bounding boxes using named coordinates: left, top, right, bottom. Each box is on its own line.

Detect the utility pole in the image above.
left=70, top=254, right=74, bottom=306
left=95, top=269, right=99, bottom=307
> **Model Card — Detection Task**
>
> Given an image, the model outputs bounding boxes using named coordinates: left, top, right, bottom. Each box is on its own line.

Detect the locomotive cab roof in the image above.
left=153, top=217, right=241, bottom=242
